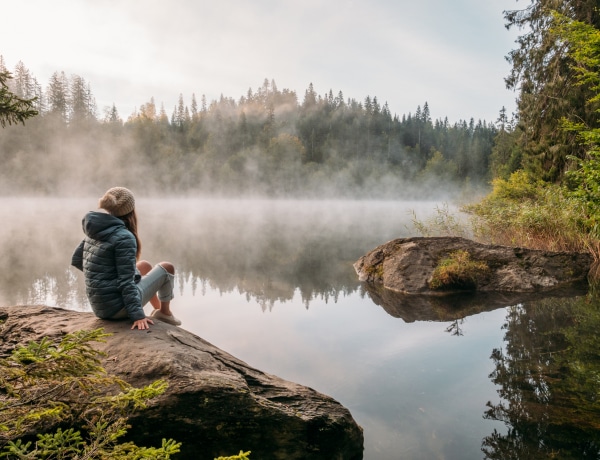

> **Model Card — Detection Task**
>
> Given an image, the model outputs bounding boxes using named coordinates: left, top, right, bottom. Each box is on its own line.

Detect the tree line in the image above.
left=0, top=56, right=499, bottom=198
left=3, top=0, right=599, bottom=199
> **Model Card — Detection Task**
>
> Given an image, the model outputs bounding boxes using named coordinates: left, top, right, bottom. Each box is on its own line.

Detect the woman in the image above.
left=71, top=186, right=181, bottom=330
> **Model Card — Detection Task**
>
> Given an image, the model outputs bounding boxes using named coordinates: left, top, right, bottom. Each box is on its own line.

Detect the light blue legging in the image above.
left=137, top=264, right=175, bottom=305
left=110, top=265, right=174, bottom=319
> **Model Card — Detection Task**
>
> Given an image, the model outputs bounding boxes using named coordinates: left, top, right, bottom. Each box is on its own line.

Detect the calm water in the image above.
left=1, top=197, right=597, bottom=459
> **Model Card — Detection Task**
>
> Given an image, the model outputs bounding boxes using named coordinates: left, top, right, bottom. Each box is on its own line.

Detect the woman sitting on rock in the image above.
left=71, top=186, right=181, bottom=330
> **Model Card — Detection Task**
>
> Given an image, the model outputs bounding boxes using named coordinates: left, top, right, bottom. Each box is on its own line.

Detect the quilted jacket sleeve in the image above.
left=113, top=231, right=145, bottom=321
left=71, top=240, right=84, bottom=271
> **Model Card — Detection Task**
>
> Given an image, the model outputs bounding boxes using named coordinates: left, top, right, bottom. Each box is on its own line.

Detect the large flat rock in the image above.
left=0, top=305, right=363, bottom=460
left=354, top=236, right=592, bottom=295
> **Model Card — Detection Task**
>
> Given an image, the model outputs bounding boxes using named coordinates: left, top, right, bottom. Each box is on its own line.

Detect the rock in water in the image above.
left=354, top=236, right=592, bottom=294
left=0, top=305, right=364, bottom=460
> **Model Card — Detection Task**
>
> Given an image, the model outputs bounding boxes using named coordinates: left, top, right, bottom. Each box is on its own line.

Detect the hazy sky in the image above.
left=2, top=0, right=521, bottom=123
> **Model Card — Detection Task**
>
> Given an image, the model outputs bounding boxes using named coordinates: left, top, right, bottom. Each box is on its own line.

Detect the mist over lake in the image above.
left=1, top=197, right=597, bottom=459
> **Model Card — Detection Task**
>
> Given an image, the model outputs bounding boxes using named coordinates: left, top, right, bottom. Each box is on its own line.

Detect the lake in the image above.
left=1, top=197, right=598, bottom=459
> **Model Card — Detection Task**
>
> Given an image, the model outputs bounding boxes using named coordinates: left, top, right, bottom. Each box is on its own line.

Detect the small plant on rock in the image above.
left=215, top=451, right=251, bottom=460
left=429, top=250, right=489, bottom=290
left=0, top=327, right=181, bottom=459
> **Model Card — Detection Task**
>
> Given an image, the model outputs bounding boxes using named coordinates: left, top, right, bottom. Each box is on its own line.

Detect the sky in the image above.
left=1, top=0, right=522, bottom=124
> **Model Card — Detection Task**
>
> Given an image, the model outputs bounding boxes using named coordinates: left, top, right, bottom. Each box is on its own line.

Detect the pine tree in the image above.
left=422, top=102, right=431, bottom=124
left=191, top=93, right=198, bottom=120
left=172, top=93, right=190, bottom=130
left=104, top=103, right=122, bottom=124
left=201, top=94, right=207, bottom=113
left=70, top=74, right=96, bottom=123
left=32, top=77, right=45, bottom=114
left=13, top=61, right=35, bottom=99
left=0, top=70, right=38, bottom=127
left=302, top=83, right=317, bottom=109
left=335, top=90, right=345, bottom=108
left=46, top=71, right=69, bottom=122
left=159, top=102, right=169, bottom=125
left=504, top=0, right=600, bottom=181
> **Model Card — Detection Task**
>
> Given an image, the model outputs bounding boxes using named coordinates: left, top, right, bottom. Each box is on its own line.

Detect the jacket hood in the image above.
left=82, top=211, right=126, bottom=241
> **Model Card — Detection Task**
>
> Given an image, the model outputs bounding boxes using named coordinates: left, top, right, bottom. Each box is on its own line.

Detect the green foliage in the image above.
left=485, top=169, right=541, bottom=201
left=0, top=70, right=38, bottom=127
left=467, top=11, right=600, bottom=259
left=0, top=328, right=181, bottom=459
left=464, top=170, right=598, bottom=255
left=566, top=149, right=600, bottom=239
left=503, top=1, right=600, bottom=182
left=417, top=149, right=458, bottom=182
left=550, top=13, right=600, bottom=240
left=551, top=12, right=600, bottom=106
left=429, top=250, right=489, bottom=290
left=489, top=107, right=521, bottom=179
left=214, top=451, right=251, bottom=460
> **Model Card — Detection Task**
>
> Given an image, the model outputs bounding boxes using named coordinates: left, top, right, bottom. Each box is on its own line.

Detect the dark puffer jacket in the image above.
left=71, top=211, right=144, bottom=321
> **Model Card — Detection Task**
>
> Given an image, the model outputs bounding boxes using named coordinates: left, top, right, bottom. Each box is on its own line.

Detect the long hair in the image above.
left=119, top=210, right=142, bottom=260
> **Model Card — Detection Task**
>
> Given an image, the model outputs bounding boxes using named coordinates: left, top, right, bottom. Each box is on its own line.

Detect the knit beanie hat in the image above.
left=98, top=187, right=135, bottom=217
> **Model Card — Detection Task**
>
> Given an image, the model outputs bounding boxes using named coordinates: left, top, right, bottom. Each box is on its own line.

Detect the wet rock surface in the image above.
left=354, top=236, right=593, bottom=295
left=0, top=305, right=364, bottom=460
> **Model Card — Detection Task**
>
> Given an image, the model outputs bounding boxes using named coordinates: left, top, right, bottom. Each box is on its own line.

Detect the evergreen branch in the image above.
left=0, top=70, right=38, bottom=127
left=0, top=329, right=180, bottom=458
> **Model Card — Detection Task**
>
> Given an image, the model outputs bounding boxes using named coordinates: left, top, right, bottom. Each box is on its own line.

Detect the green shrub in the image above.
left=429, top=250, right=489, bottom=290
left=0, top=328, right=181, bottom=459
left=463, top=171, right=597, bottom=256
left=215, top=451, right=251, bottom=460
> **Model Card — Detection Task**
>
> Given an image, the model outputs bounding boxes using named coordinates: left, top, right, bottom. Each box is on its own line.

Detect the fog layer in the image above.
left=1, top=63, right=495, bottom=199
left=0, top=198, right=454, bottom=310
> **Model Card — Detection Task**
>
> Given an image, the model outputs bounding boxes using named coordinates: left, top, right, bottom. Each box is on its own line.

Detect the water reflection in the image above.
left=483, top=294, right=600, bottom=459
left=2, top=198, right=599, bottom=459
left=0, top=197, right=430, bottom=310
left=360, top=282, right=588, bottom=323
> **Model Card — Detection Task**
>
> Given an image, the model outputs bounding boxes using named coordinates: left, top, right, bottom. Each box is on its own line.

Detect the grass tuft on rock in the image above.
left=429, top=250, right=489, bottom=290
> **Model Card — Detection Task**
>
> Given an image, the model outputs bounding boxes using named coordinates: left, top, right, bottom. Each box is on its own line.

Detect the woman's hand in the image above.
left=131, top=317, right=154, bottom=330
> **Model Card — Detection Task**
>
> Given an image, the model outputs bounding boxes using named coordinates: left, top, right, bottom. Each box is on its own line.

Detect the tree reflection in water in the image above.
left=483, top=294, right=600, bottom=459
left=0, top=197, right=419, bottom=310
left=445, top=318, right=465, bottom=336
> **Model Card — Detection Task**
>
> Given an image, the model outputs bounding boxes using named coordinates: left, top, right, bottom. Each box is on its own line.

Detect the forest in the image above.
left=2, top=1, right=600, bottom=205
left=0, top=56, right=500, bottom=198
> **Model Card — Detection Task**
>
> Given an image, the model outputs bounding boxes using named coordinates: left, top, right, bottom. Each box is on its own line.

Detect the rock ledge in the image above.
left=0, top=305, right=363, bottom=460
